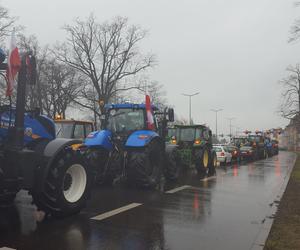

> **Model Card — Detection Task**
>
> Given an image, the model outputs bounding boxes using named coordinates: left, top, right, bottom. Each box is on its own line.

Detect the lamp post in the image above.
left=182, top=92, right=199, bottom=125
left=227, top=117, right=235, bottom=140
left=210, top=108, right=223, bottom=141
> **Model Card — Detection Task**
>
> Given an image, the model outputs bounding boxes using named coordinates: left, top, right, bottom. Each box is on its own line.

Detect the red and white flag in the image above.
left=145, top=94, right=155, bottom=130
left=6, top=31, right=21, bottom=96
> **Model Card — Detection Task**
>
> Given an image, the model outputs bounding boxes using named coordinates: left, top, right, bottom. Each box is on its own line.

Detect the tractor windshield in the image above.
left=248, top=135, right=262, bottom=143
left=179, top=128, right=195, bottom=141
left=55, top=123, right=73, bottom=138
left=107, top=108, right=145, bottom=133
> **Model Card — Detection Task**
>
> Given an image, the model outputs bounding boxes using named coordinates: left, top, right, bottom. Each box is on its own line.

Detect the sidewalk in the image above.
left=264, top=153, right=300, bottom=250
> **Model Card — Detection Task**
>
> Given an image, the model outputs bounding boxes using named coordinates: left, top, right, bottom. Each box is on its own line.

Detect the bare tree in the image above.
left=0, top=4, right=17, bottom=43
left=146, top=81, right=167, bottom=108
left=54, top=15, right=155, bottom=116
left=41, top=59, right=79, bottom=118
left=279, top=64, right=300, bottom=120
left=17, top=34, right=79, bottom=118
left=17, top=34, right=48, bottom=110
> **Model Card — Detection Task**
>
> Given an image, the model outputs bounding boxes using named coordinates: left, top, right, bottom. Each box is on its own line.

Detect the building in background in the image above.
left=282, top=114, right=300, bottom=152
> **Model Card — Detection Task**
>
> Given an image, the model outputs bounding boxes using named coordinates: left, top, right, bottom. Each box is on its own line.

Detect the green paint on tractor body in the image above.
left=167, top=125, right=213, bottom=167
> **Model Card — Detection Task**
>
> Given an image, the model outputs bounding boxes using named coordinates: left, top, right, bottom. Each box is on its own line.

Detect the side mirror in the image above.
left=168, top=108, right=174, bottom=122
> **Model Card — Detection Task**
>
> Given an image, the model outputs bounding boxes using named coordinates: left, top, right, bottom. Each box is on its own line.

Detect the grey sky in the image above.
left=2, top=0, right=300, bottom=135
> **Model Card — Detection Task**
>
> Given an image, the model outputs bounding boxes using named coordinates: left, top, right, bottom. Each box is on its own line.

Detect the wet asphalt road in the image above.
left=0, top=151, right=297, bottom=250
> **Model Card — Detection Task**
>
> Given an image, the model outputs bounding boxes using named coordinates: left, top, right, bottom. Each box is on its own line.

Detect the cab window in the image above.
left=85, top=124, right=93, bottom=136
left=73, top=124, right=85, bottom=139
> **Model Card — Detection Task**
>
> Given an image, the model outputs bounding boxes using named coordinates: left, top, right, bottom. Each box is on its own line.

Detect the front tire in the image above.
left=127, top=140, right=163, bottom=188
left=32, top=148, right=92, bottom=218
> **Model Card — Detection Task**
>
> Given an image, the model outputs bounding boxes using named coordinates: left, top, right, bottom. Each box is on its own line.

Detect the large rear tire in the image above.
left=32, top=148, right=92, bottom=218
left=195, top=148, right=211, bottom=176
left=164, top=147, right=180, bottom=181
left=208, top=151, right=217, bottom=176
left=85, top=147, right=114, bottom=186
left=127, top=140, right=163, bottom=188
left=0, top=155, right=20, bottom=208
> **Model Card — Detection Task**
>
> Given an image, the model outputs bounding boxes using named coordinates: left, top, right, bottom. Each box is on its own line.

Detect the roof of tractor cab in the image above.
left=54, top=119, right=94, bottom=125
left=105, top=103, right=158, bottom=110
left=174, top=124, right=208, bottom=129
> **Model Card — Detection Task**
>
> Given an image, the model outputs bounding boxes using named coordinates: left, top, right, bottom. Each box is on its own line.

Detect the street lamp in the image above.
left=226, top=117, right=235, bottom=140
left=182, top=92, right=200, bottom=125
left=210, top=108, right=223, bottom=141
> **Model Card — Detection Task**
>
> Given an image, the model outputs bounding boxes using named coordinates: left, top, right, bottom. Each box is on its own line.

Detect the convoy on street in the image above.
left=0, top=47, right=282, bottom=221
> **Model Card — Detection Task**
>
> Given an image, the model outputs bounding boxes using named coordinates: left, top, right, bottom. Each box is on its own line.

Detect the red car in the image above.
left=240, top=146, right=254, bottom=161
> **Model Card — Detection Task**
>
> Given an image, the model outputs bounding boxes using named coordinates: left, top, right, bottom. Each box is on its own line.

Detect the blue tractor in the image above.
left=84, top=102, right=179, bottom=187
left=0, top=50, right=92, bottom=217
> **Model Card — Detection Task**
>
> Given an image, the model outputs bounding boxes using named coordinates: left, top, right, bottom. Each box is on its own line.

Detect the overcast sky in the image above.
left=2, top=0, right=300, bottom=135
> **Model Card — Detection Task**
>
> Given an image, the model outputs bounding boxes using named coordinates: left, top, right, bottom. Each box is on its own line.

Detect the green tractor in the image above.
left=168, top=125, right=217, bottom=176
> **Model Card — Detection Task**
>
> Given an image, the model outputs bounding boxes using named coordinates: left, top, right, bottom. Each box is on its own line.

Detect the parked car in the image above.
left=226, top=145, right=240, bottom=162
left=239, top=146, right=254, bottom=161
left=213, top=145, right=232, bottom=165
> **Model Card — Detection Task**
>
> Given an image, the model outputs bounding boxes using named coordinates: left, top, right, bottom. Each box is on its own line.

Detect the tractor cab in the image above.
left=55, top=117, right=94, bottom=140
left=171, top=125, right=212, bottom=147
left=168, top=125, right=216, bottom=172
left=231, top=136, right=248, bottom=148
left=83, top=100, right=180, bottom=186
left=105, top=103, right=157, bottom=131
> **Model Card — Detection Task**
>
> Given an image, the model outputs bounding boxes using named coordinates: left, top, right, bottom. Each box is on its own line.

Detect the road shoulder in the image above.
left=264, top=152, right=300, bottom=250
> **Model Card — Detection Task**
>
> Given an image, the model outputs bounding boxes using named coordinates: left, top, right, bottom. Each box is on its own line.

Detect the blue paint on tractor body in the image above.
left=0, top=108, right=55, bottom=145
left=105, top=103, right=158, bottom=111
left=84, top=130, right=113, bottom=150
left=125, top=130, right=159, bottom=147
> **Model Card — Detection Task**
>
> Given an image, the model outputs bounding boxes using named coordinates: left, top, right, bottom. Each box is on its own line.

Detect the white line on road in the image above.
left=200, top=176, right=217, bottom=181
left=91, top=203, right=142, bottom=221
left=165, top=185, right=191, bottom=194
left=0, top=247, right=16, bottom=250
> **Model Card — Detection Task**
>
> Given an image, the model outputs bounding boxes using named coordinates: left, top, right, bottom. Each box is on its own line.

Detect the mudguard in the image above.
left=84, top=130, right=113, bottom=151
left=34, top=138, right=83, bottom=193
left=125, top=130, right=159, bottom=147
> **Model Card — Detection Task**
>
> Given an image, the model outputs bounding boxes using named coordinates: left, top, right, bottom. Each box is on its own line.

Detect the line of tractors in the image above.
left=0, top=51, right=217, bottom=219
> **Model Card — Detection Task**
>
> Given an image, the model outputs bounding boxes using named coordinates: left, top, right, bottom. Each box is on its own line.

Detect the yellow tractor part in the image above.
left=71, top=143, right=83, bottom=150
left=203, top=150, right=209, bottom=168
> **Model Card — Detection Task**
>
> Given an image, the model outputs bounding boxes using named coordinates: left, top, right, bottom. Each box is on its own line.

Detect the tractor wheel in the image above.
left=164, top=147, right=180, bottom=181
left=127, top=140, right=163, bottom=188
left=32, top=148, right=92, bottom=218
left=195, top=148, right=210, bottom=176
left=85, top=148, right=114, bottom=186
left=208, top=152, right=217, bottom=176
left=0, top=156, right=20, bottom=208
left=0, top=167, right=18, bottom=208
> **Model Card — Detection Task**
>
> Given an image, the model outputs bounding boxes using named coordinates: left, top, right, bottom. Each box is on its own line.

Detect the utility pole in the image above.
left=210, top=108, right=223, bottom=141
left=227, top=117, right=235, bottom=141
left=182, top=92, right=199, bottom=125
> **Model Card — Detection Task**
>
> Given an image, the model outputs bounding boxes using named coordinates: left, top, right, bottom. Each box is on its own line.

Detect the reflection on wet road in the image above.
left=0, top=151, right=297, bottom=250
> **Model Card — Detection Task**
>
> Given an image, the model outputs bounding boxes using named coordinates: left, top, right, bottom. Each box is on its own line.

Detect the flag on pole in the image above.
left=6, top=31, right=21, bottom=96
left=145, top=94, right=155, bottom=130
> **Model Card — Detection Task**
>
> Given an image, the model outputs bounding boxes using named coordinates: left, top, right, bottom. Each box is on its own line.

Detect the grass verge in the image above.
left=264, top=153, right=300, bottom=250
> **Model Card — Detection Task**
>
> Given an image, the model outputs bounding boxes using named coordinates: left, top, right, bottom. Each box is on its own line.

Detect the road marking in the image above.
left=91, top=203, right=142, bottom=221
left=201, top=176, right=217, bottom=181
left=0, top=247, right=16, bottom=250
left=165, top=185, right=191, bottom=194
